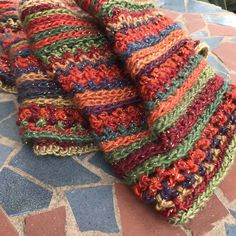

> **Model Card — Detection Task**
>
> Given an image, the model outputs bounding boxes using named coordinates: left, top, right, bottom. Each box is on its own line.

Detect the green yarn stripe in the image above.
left=23, top=131, right=94, bottom=143
left=23, top=8, right=74, bottom=26
left=105, top=135, right=154, bottom=163
left=36, top=35, right=106, bottom=64
left=98, top=0, right=154, bottom=17
left=169, top=135, right=236, bottom=225
left=106, top=56, right=203, bottom=164
left=31, top=25, right=96, bottom=42
left=153, top=65, right=215, bottom=133
left=145, top=55, right=202, bottom=110
left=93, top=122, right=147, bottom=142
left=124, top=82, right=229, bottom=185
left=105, top=66, right=219, bottom=164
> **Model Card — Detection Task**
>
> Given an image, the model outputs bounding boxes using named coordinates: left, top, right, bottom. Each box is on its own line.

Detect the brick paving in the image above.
left=0, top=0, right=236, bottom=235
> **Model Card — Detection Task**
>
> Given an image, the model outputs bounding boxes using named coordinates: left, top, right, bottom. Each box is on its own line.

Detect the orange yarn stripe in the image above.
left=108, top=8, right=161, bottom=31
left=74, top=87, right=138, bottom=108
left=126, top=29, right=186, bottom=77
left=27, top=17, right=94, bottom=37
left=148, top=60, right=208, bottom=125
left=100, top=131, right=150, bottom=152
left=10, top=42, right=29, bottom=56
left=33, top=29, right=99, bottom=49
left=16, top=72, right=50, bottom=85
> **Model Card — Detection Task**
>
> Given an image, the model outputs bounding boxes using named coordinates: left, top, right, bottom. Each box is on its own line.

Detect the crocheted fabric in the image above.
left=19, top=0, right=152, bottom=163
left=1, top=0, right=236, bottom=225
left=0, top=2, right=17, bottom=93
left=0, top=0, right=97, bottom=156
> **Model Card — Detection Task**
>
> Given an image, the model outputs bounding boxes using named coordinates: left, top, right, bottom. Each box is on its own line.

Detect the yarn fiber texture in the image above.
left=0, top=0, right=97, bottom=156
left=0, top=0, right=236, bottom=225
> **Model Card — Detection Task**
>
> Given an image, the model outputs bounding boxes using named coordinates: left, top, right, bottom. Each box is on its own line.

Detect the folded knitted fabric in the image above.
left=19, top=0, right=154, bottom=163
left=0, top=0, right=97, bottom=156
left=76, top=0, right=236, bottom=221
left=78, top=0, right=236, bottom=223
left=0, top=51, right=16, bottom=93
left=7, top=0, right=236, bottom=224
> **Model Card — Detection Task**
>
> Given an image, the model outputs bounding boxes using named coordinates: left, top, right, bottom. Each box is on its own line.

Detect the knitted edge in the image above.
left=169, top=136, right=236, bottom=224
left=0, top=80, right=17, bottom=94
left=33, top=142, right=98, bottom=156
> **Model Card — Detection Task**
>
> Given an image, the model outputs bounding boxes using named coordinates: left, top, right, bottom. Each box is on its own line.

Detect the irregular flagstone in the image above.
left=10, top=146, right=101, bottom=187
left=89, top=152, right=114, bottom=176
left=114, top=184, right=186, bottom=236
left=0, top=144, right=13, bottom=166
left=220, top=161, right=236, bottom=202
left=25, top=207, right=66, bottom=236
left=230, top=73, right=236, bottom=85
left=0, top=168, right=52, bottom=215
left=205, top=14, right=236, bottom=28
left=65, top=185, right=119, bottom=233
left=213, top=42, right=236, bottom=71
left=187, top=0, right=224, bottom=13
left=0, top=101, right=15, bottom=121
left=158, top=8, right=180, bottom=20
left=207, top=53, right=229, bottom=78
left=0, top=114, right=21, bottom=142
left=208, top=23, right=236, bottom=37
left=202, top=37, right=223, bottom=50
left=229, top=209, right=236, bottom=219
left=183, top=13, right=206, bottom=34
left=225, top=224, right=236, bottom=236
left=159, top=0, right=186, bottom=12
left=185, top=195, right=229, bottom=236
left=191, top=31, right=209, bottom=39
left=0, top=209, right=19, bottom=236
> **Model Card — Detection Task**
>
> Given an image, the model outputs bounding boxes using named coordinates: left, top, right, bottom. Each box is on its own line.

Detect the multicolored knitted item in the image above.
left=0, top=1, right=17, bottom=93
left=0, top=0, right=235, bottom=225
left=0, top=51, right=16, bottom=93
left=0, top=0, right=97, bottom=156
left=19, top=0, right=153, bottom=161
left=76, top=0, right=236, bottom=223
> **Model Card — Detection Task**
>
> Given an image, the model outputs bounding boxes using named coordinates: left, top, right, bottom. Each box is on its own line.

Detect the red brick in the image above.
left=183, top=13, right=206, bottom=34
left=25, top=207, right=66, bottom=236
left=115, top=184, right=186, bottom=236
left=220, top=161, right=236, bottom=202
left=213, top=42, right=236, bottom=72
left=159, top=9, right=180, bottom=21
left=208, top=23, right=236, bottom=37
left=0, top=209, right=18, bottom=236
left=185, top=194, right=229, bottom=236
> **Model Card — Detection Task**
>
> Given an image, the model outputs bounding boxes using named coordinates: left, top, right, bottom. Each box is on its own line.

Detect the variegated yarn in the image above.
left=0, top=0, right=235, bottom=225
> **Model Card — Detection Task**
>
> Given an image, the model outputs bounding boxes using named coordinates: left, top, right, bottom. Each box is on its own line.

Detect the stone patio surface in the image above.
left=0, top=0, right=236, bottom=235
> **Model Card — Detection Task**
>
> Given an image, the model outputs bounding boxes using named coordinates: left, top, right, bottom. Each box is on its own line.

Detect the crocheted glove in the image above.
left=20, top=0, right=236, bottom=224
left=0, top=0, right=96, bottom=156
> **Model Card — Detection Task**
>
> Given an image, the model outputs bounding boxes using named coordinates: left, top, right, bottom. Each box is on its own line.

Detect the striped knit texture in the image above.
left=0, top=0, right=97, bottom=156
left=19, top=0, right=154, bottom=162
left=76, top=0, right=236, bottom=223
left=0, top=0, right=235, bottom=224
